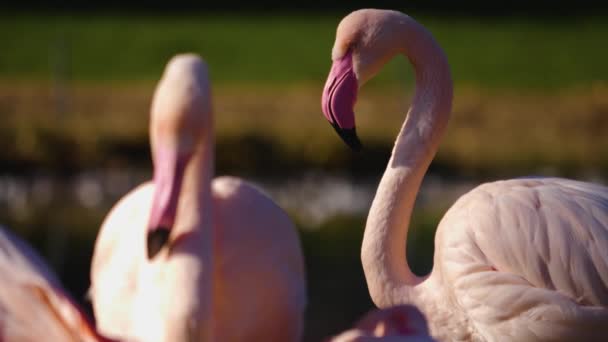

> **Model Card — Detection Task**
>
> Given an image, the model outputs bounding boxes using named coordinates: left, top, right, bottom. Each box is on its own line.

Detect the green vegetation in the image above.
left=0, top=13, right=607, bottom=88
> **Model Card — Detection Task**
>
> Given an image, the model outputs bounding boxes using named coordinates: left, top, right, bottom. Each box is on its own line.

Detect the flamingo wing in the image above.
left=436, top=177, right=608, bottom=340
left=0, top=227, right=108, bottom=342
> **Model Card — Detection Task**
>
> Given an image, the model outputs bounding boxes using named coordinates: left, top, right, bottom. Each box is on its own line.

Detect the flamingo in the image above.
left=89, top=54, right=306, bottom=342
left=321, top=9, right=608, bottom=341
left=327, top=305, right=436, bottom=342
left=0, top=226, right=116, bottom=342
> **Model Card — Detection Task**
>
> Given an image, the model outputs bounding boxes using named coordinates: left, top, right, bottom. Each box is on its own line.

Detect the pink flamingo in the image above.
left=322, top=9, right=608, bottom=341
left=89, top=54, right=306, bottom=342
left=327, top=305, right=436, bottom=342
left=0, top=226, right=116, bottom=342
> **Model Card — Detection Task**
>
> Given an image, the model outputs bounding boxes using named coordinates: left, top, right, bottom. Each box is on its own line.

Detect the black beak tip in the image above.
left=331, top=123, right=363, bottom=151
left=147, top=228, right=170, bottom=259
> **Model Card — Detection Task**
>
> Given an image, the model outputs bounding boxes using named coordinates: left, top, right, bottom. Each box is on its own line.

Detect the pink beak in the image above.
left=147, top=146, right=190, bottom=259
left=321, top=50, right=361, bottom=150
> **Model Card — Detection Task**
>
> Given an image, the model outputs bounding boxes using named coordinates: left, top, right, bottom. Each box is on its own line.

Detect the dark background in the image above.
left=4, top=1, right=608, bottom=15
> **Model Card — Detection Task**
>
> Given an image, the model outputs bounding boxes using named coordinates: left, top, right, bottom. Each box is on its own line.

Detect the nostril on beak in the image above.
left=147, top=228, right=171, bottom=259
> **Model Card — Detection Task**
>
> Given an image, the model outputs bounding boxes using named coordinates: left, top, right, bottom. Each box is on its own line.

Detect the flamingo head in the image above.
left=146, top=53, right=211, bottom=259
left=355, top=305, right=431, bottom=338
left=326, top=305, right=434, bottom=341
left=322, top=9, right=408, bottom=150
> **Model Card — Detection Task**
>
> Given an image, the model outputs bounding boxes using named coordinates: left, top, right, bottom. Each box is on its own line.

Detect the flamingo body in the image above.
left=91, top=178, right=306, bottom=342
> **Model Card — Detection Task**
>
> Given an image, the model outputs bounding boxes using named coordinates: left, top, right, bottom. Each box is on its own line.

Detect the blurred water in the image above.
left=5, top=168, right=606, bottom=230
left=0, top=169, right=480, bottom=227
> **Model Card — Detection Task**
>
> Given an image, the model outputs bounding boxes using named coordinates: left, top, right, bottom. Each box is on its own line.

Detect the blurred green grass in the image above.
left=0, top=13, right=607, bottom=88
left=2, top=13, right=606, bottom=177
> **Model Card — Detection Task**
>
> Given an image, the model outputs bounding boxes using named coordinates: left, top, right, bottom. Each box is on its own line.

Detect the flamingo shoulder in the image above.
left=211, top=176, right=299, bottom=240
left=211, top=175, right=302, bottom=267
left=90, top=182, right=154, bottom=289
left=89, top=182, right=154, bottom=339
left=210, top=176, right=307, bottom=341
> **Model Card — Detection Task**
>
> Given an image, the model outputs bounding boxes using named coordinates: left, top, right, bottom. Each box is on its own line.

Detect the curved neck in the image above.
left=150, top=122, right=216, bottom=340
left=174, top=128, right=215, bottom=236
left=361, top=17, right=453, bottom=308
left=174, top=128, right=216, bottom=341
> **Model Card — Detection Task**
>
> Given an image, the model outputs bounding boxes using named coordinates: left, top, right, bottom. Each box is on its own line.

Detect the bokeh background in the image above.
left=1, top=1, right=607, bottom=340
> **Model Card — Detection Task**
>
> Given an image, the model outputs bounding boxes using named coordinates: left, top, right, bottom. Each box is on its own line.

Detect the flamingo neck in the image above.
left=361, top=17, right=453, bottom=308
left=176, top=131, right=216, bottom=341
left=174, top=130, right=215, bottom=237
left=149, top=126, right=216, bottom=341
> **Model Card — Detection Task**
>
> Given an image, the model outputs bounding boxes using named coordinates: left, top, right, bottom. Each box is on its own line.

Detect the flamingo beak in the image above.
left=147, top=147, right=190, bottom=259
left=321, top=50, right=362, bottom=151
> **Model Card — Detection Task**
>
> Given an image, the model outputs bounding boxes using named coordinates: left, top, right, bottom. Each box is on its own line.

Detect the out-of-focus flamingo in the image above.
left=89, top=54, right=306, bottom=342
left=0, top=226, right=116, bottom=342
left=327, top=305, right=436, bottom=342
left=321, top=8, right=608, bottom=341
